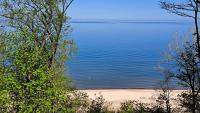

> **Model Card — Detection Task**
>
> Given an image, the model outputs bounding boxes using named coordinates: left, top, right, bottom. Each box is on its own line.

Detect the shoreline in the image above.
left=79, top=89, right=185, bottom=110
left=75, top=86, right=186, bottom=91
left=77, top=88, right=185, bottom=90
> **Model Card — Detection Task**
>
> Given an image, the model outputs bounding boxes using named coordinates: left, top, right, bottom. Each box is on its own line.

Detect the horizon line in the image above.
left=69, top=19, right=193, bottom=24
left=70, top=18, right=192, bottom=21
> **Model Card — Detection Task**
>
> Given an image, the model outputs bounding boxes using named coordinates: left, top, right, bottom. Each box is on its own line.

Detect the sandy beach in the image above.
left=80, top=89, right=185, bottom=110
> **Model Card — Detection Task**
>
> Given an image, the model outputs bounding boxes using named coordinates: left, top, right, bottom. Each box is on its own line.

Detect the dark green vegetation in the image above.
left=0, top=0, right=200, bottom=113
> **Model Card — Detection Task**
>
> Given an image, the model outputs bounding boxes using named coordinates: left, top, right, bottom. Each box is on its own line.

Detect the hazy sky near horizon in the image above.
left=68, top=0, right=189, bottom=20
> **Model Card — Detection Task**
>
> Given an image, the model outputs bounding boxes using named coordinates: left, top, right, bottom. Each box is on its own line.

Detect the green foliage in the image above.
left=0, top=0, right=76, bottom=112
left=119, top=100, right=136, bottom=113
left=68, top=91, right=90, bottom=112
left=0, top=30, right=74, bottom=112
left=0, top=0, right=74, bottom=68
left=118, top=100, right=166, bottom=113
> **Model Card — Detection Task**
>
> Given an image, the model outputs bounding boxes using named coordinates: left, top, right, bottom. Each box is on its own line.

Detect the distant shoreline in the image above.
left=70, top=21, right=192, bottom=24
left=69, top=19, right=193, bottom=24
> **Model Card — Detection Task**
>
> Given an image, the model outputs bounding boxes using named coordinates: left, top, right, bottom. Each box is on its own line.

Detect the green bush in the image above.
left=118, top=100, right=166, bottom=113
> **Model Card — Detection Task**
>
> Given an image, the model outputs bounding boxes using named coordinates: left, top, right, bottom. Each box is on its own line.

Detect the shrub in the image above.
left=87, top=95, right=111, bottom=113
left=119, top=100, right=166, bottom=113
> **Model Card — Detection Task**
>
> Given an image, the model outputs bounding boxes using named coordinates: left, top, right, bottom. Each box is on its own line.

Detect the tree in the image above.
left=0, top=0, right=76, bottom=112
left=156, top=70, right=173, bottom=113
left=167, top=42, right=200, bottom=113
left=160, top=0, right=200, bottom=57
left=178, top=91, right=200, bottom=112
left=0, top=30, right=75, bottom=112
left=0, top=0, right=74, bottom=67
left=0, top=32, right=13, bottom=112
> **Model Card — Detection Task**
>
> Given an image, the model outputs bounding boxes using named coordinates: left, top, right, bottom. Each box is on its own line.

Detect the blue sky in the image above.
left=68, top=0, right=188, bottom=20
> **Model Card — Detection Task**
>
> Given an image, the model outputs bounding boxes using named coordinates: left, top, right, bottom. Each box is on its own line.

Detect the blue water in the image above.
left=68, top=21, right=192, bottom=89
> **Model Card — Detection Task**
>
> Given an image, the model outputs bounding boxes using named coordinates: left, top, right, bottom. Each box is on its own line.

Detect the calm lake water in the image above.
left=68, top=21, right=193, bottom=89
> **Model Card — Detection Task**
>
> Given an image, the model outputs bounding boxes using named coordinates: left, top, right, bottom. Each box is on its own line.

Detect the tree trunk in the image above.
left=166, top=100, right=170, bottom=113
left=194, top=2, right=200, bottom=57
left=192, top=89, right=196, bottom=113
